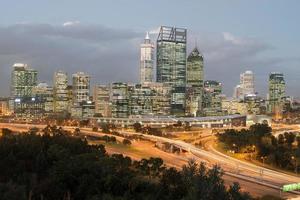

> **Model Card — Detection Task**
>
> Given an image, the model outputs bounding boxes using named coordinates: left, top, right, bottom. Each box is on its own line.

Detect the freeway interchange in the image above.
left=1, top=123, right=300, bottom=198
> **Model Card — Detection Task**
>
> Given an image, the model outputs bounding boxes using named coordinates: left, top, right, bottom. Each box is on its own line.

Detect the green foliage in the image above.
left=133, top=122, right=142, bottom=132
left=122, top=139, right=131, bottom=145
left=218, top=123, right=300, bottom=172
left=0, top=128, right=253, bottom=200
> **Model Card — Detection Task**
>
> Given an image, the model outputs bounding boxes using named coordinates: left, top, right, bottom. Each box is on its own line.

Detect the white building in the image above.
left=234, top=70, right=255, bottom=99
left=53, top=71, right=69, bottom=112
left=140, top=32, right=154, bottom=84
left=240, top=70, right=255, bottom=96
left=72, top=72, right=90, bottom=104
left=93, top=84, right=112, bottom=117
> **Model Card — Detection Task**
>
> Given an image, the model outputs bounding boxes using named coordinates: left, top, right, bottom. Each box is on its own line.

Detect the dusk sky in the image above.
left=0, top=0, right=299, bottom=97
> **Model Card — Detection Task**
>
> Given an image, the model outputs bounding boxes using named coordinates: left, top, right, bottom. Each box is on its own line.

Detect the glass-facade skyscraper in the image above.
left=11, top=63, right=38, bottom=98
left=186, top=47, right=204, bottom=116
left=156, top=26, right=187, bottom=116
left=268, top=72, right=285, bottom=114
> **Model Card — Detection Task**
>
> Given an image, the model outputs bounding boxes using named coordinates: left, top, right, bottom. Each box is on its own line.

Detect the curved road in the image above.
left=1, top=123, right=300, bottom=197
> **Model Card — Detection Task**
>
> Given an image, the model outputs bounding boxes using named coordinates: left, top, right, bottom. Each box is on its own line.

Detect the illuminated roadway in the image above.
left=1, top=123, right=300, bottom=197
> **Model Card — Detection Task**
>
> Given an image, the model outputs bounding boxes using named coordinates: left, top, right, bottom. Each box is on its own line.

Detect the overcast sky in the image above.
left=0, top=0, right=299, bottom=97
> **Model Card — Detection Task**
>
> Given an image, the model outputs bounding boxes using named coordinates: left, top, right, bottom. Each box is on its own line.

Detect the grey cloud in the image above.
left=188, top=31, right=300, bottom=96
left=0, top=23, right=299, bottom=98
left=0, top=23, right=142, bottom=96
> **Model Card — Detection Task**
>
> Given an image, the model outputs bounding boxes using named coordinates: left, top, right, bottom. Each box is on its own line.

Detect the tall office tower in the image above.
left=111, top=82, right=129, bottom=118
left=240, top=70, right=255, bottom=96
left=140, top=32, right=154, bottom=84
left=93, top=84, right=112, bottom=117
left=156, top=26, right=187, bottom=116
left=53, top=71, right=69, bottom=112
left=268, top=72, right=286, bottom=114
left=11, top=63, right=38, bottom=98
left=202, top=80, right=223, bottom=116
left=186, top=47, right=204, bottom=116
left=10, top=63, right=38, bottom=117
left=72, top=72, right=90, bottom=104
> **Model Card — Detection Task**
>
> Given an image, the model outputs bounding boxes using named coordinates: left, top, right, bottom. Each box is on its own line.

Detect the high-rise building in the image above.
left=93, top=85, right=112, bottom=117
left=156, top=26, right=187, bottom=116
left=140, top=32, right=154, bottom=84
left=186, top=47, right=204, bottom=116
left=10, top=63, right=38, bottom=117
left=0, top=98, right=10, bottom=116
left=233, top=71, right=255, bottom=99
left=111, top=82, right=129, bottom=118
left=72, top=72, right=90, bottom=104
left=143, top=82, right=171, bottom=116
left=240, top=70, right=255, bottom=96
left=53, top=71, right=69, bottom=113
left=11, top=63, right=38, bottom=98
left=202, top=80, right=223, bottom=116
left=129, top=84, right=153, bottom=116
left=32, top=82, right=54, bottom=114
left=268, top=72, right=286, bottom=114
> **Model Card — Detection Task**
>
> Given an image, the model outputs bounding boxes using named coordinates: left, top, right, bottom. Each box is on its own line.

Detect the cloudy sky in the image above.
left=0, top=0, right=299, bottom=97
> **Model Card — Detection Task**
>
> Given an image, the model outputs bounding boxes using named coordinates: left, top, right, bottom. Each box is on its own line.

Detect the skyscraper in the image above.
left=111, top=82, right=129, bottom=118
left=186, top=47, right=204, bottom=116
left=156, top=26, right=187, bottom=116
left=233, top=70, right=255, bottom=99
left=10, top=63, right=38, bottom=117
left=11, top=63, right=38, bottom=98
left=240, top=70, right=255, bottom=96
left=53, top=71, right=69, bottom=113
left=268, top=72, right=286, bottom=114
left=140, top=32, right=154, bottom=84
left=93, top=84, right=112, bottom=117
left=72, top=72, right=90, bottom=104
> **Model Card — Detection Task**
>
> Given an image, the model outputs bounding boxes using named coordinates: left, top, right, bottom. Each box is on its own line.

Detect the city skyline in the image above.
left=0, top=0, right=299, bottom=97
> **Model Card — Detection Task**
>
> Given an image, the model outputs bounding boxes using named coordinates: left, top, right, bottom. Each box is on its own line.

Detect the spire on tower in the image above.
left=145, top=32, right=150, bottom=40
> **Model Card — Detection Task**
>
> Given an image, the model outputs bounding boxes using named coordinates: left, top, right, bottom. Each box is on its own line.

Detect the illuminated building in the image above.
left=111, top=82, right=129, bottom=118
left=53, top=71, right=69, bottom=113
left=268, top=72, right=286, bottom=114
left=129, top=84, right=153, bottom=116
left=72, top=72, right=90, bottom=104
left=186, top=47, right=204, bottom=116
left=32, top=82, right=54, bottom=114
left=202, top=80, right=223, bottom=116
left=10, top=63, right=38, bottom=98
left=156, top=26, right=187, bottom=116
left=93, top=85, right=112, bottom=117
left=140, top=32, right=154, bottom=84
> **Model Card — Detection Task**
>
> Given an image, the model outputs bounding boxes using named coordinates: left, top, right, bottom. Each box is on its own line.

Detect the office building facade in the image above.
left=140, top=32, right=154, bottom=84
left=72, top=72, right=90, bottom=104
left=186, top=47, right=204, bottom=116
left=156, top=26, right=187, bottom=116
left=268, top=72, right=286, bottom=114
left=53, top=71, right=69, bottom=113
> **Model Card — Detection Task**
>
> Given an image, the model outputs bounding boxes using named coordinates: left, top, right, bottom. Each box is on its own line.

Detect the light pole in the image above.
left=251, top=145, right=256, bottom=161
left=261, top=156, right=267, bottom=166
left=292, top=156, right=298, bottom=175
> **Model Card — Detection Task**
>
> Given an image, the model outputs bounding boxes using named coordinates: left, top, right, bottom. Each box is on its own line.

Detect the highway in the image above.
left=1, top=123, right=300, bottom=197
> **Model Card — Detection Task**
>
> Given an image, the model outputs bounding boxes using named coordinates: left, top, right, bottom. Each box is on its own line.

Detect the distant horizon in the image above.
left=0, top=0, right=299, bottom=97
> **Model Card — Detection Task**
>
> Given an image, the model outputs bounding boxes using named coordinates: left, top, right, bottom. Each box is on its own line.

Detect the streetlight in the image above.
left=292, top=156, right=298, bottom=175
left=261, top=156, right=267, bottom=166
